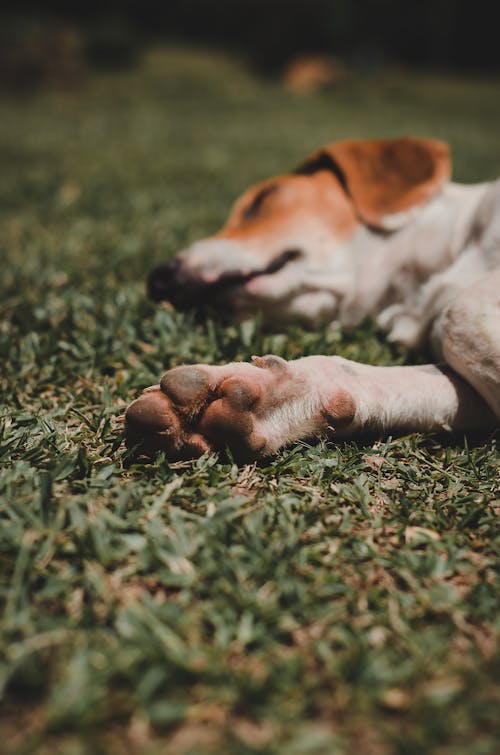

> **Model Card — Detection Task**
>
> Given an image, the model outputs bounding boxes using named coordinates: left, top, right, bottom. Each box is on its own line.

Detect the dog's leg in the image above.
left=125, top=353, right=496, bottom=462
left=377, top=243, right=488, bottom=353
left=440, top=271, right=500, bottom=418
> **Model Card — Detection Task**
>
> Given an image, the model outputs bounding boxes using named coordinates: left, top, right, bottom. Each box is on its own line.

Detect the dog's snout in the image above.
left=147, top=259, right=182, bottom=302
left=146, top=245, right=306, bottom=312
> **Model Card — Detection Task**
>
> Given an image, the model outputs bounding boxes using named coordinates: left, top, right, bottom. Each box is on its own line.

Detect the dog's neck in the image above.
left=338, top=180, right=491, bottom=325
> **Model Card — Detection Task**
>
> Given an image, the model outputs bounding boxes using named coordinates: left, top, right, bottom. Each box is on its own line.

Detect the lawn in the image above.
left=0, top=46, right=499, bottom=754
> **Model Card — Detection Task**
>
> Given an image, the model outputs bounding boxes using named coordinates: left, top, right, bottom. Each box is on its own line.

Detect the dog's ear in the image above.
left=295, top=137, right=451, bottom=231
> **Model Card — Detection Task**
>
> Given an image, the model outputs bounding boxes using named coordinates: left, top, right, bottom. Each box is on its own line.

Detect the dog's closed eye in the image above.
left=242, top=184, right=279, bottom=220
left=264, top=248, right=303, bottom=274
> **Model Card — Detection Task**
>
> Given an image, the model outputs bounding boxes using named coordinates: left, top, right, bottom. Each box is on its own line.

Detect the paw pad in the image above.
left=124, top=390, right=185, bottom=456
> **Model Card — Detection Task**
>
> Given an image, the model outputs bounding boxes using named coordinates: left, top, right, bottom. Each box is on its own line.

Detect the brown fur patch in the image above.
left=218, top=171, right=358, bottom=250
left=299, top=137, right=450, bottom=230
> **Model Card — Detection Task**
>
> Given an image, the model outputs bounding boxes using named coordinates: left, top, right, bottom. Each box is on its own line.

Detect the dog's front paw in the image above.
left=125, top=356, right=356, bottom=462
left=125, top=359, right=281, bottom=461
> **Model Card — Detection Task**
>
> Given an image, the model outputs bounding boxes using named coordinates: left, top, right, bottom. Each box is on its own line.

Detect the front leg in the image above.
left=124, top=356, right=496, bottom=462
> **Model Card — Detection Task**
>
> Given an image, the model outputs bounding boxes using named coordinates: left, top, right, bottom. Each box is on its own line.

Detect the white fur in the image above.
left=257, top=391, right=325, bottom=454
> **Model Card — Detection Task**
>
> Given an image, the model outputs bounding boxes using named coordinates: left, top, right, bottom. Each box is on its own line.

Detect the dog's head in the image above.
left=148, top=137, right=450, bottom=324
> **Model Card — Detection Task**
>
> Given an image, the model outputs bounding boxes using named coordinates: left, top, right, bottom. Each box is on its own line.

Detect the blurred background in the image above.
left=1, top=0, right=499, bottom=91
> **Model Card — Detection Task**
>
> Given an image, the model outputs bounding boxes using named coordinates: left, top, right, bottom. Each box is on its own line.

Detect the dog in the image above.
left=125, top=137, right=499, bottom=461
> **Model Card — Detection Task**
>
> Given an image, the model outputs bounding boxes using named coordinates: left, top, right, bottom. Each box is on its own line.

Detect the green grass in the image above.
left=0, top=46, right=499, bottom=754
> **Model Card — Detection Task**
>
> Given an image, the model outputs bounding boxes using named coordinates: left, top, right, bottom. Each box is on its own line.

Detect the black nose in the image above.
left=147, top=259, right=182, bottom=302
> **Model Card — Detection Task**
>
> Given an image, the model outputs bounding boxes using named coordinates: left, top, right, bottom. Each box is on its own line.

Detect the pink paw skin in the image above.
left=125, top=355, right=356, bottom=462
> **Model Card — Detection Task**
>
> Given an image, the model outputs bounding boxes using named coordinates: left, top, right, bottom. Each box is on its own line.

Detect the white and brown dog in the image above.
left=125, top=137, right=499, bottom=461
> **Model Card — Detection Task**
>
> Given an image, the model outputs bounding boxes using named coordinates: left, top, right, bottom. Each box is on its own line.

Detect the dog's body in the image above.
left=126, top=138, right=499, bottom=460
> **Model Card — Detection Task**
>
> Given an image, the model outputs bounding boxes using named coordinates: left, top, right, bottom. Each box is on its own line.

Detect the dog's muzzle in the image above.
left=147, top=249, right=302, bottom=311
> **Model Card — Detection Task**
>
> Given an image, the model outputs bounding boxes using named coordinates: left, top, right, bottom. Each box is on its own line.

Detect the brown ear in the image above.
left=296, top=137, right=451, bottom=231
